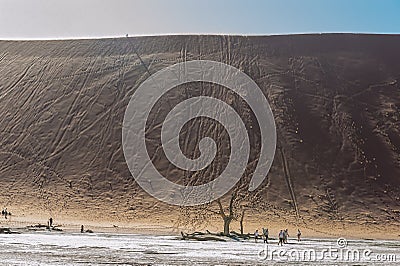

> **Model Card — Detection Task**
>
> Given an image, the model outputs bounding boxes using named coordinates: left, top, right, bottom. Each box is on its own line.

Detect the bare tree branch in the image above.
left=216, top=199, right=225, bottom=218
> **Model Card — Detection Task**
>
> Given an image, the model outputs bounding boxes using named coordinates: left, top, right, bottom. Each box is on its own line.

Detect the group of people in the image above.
left=253, top=228, right=270, bottom=243
left=1, top=208, right=11, bottom=219
left=254, top=228, right=301, bottom=245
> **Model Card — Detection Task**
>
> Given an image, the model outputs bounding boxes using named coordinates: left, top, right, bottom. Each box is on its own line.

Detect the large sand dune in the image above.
left=0, top=34, right=399, bottom=238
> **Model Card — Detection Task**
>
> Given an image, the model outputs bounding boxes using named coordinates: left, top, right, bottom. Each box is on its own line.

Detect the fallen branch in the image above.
left=181, top=232, right=226, bottom=242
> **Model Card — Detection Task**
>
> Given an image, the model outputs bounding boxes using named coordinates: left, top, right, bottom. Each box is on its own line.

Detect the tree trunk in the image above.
left=216, top=197, right=236, bottom=236
left=223, top=216, right=232, bottom=236
left=239, top=209, right=245, bottom=235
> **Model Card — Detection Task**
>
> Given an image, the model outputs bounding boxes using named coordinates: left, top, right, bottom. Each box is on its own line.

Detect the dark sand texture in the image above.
left=0, top=34, right=399, bottom=238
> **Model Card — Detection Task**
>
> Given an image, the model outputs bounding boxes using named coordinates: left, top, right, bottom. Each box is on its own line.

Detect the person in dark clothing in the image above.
left=278, top=230, right=284, bottom=246
left=297, top=229, right=302, bottom=242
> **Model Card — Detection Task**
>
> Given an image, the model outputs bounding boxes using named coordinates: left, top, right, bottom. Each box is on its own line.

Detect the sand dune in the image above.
left=0, top=34, right=399, bottom=238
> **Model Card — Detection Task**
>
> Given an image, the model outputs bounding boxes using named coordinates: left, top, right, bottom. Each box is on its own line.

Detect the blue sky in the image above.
left=0, top=0, right=399, bottom=39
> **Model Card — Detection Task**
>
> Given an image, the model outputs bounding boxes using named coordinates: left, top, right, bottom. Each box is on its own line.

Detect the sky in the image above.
left=0, top=0, right=399, bottom=40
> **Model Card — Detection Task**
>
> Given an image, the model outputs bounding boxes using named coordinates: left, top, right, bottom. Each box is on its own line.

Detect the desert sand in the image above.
left=0, top=34, right=399, bottom=240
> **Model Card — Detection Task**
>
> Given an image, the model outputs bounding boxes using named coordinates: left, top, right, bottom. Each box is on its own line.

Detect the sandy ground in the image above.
left=2, top=232, right=400, bottom=265
left=1, top=212, right=399, bottom=240
left=0, top=34, right=400, bottom=242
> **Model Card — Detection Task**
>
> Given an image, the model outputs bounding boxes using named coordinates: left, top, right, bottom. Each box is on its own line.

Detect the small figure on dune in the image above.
left=49, top=217, right=53, bottom=228
left=262, top=227, right=269, bottom=243
left=81, top=225, right=84, bottom=233
left=297, top=229, right=301, bottom=242
left=278, top=230, right=284, bottom=246
left=254, top=229, right=259, bottom=243
left=2, top=208, right=9, bottom=219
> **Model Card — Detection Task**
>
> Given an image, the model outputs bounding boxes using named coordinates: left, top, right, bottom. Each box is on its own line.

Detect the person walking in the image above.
left=284, top=229, right=289, bottom=244
left=278, top=230, right=284, bottom=246
left=297, top=229, right=301, bottom=242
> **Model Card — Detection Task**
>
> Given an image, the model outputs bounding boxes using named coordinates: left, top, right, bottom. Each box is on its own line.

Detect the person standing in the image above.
left=284, top=229, right=289, bottom=244
left=254, top=229, right=259, bottom=243
left=262, top=228, right=269, bottom=243
left=49, top=217, right=53, bottom=228
left=297, top=229, right=301, bottom=242
left=278, top=230, right=284, bottom=246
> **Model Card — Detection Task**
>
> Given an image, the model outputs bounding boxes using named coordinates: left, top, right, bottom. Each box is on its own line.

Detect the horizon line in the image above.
left=0, top=31, right=399, bottom=41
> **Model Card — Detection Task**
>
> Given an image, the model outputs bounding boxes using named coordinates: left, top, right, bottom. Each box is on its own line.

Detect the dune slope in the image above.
left=0, top=34, right=399, bottom=237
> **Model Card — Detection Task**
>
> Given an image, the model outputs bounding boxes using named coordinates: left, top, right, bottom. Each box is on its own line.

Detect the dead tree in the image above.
left=216, top=192, right=236, bottom=236
left=174, top=82, right=270, bottom=236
